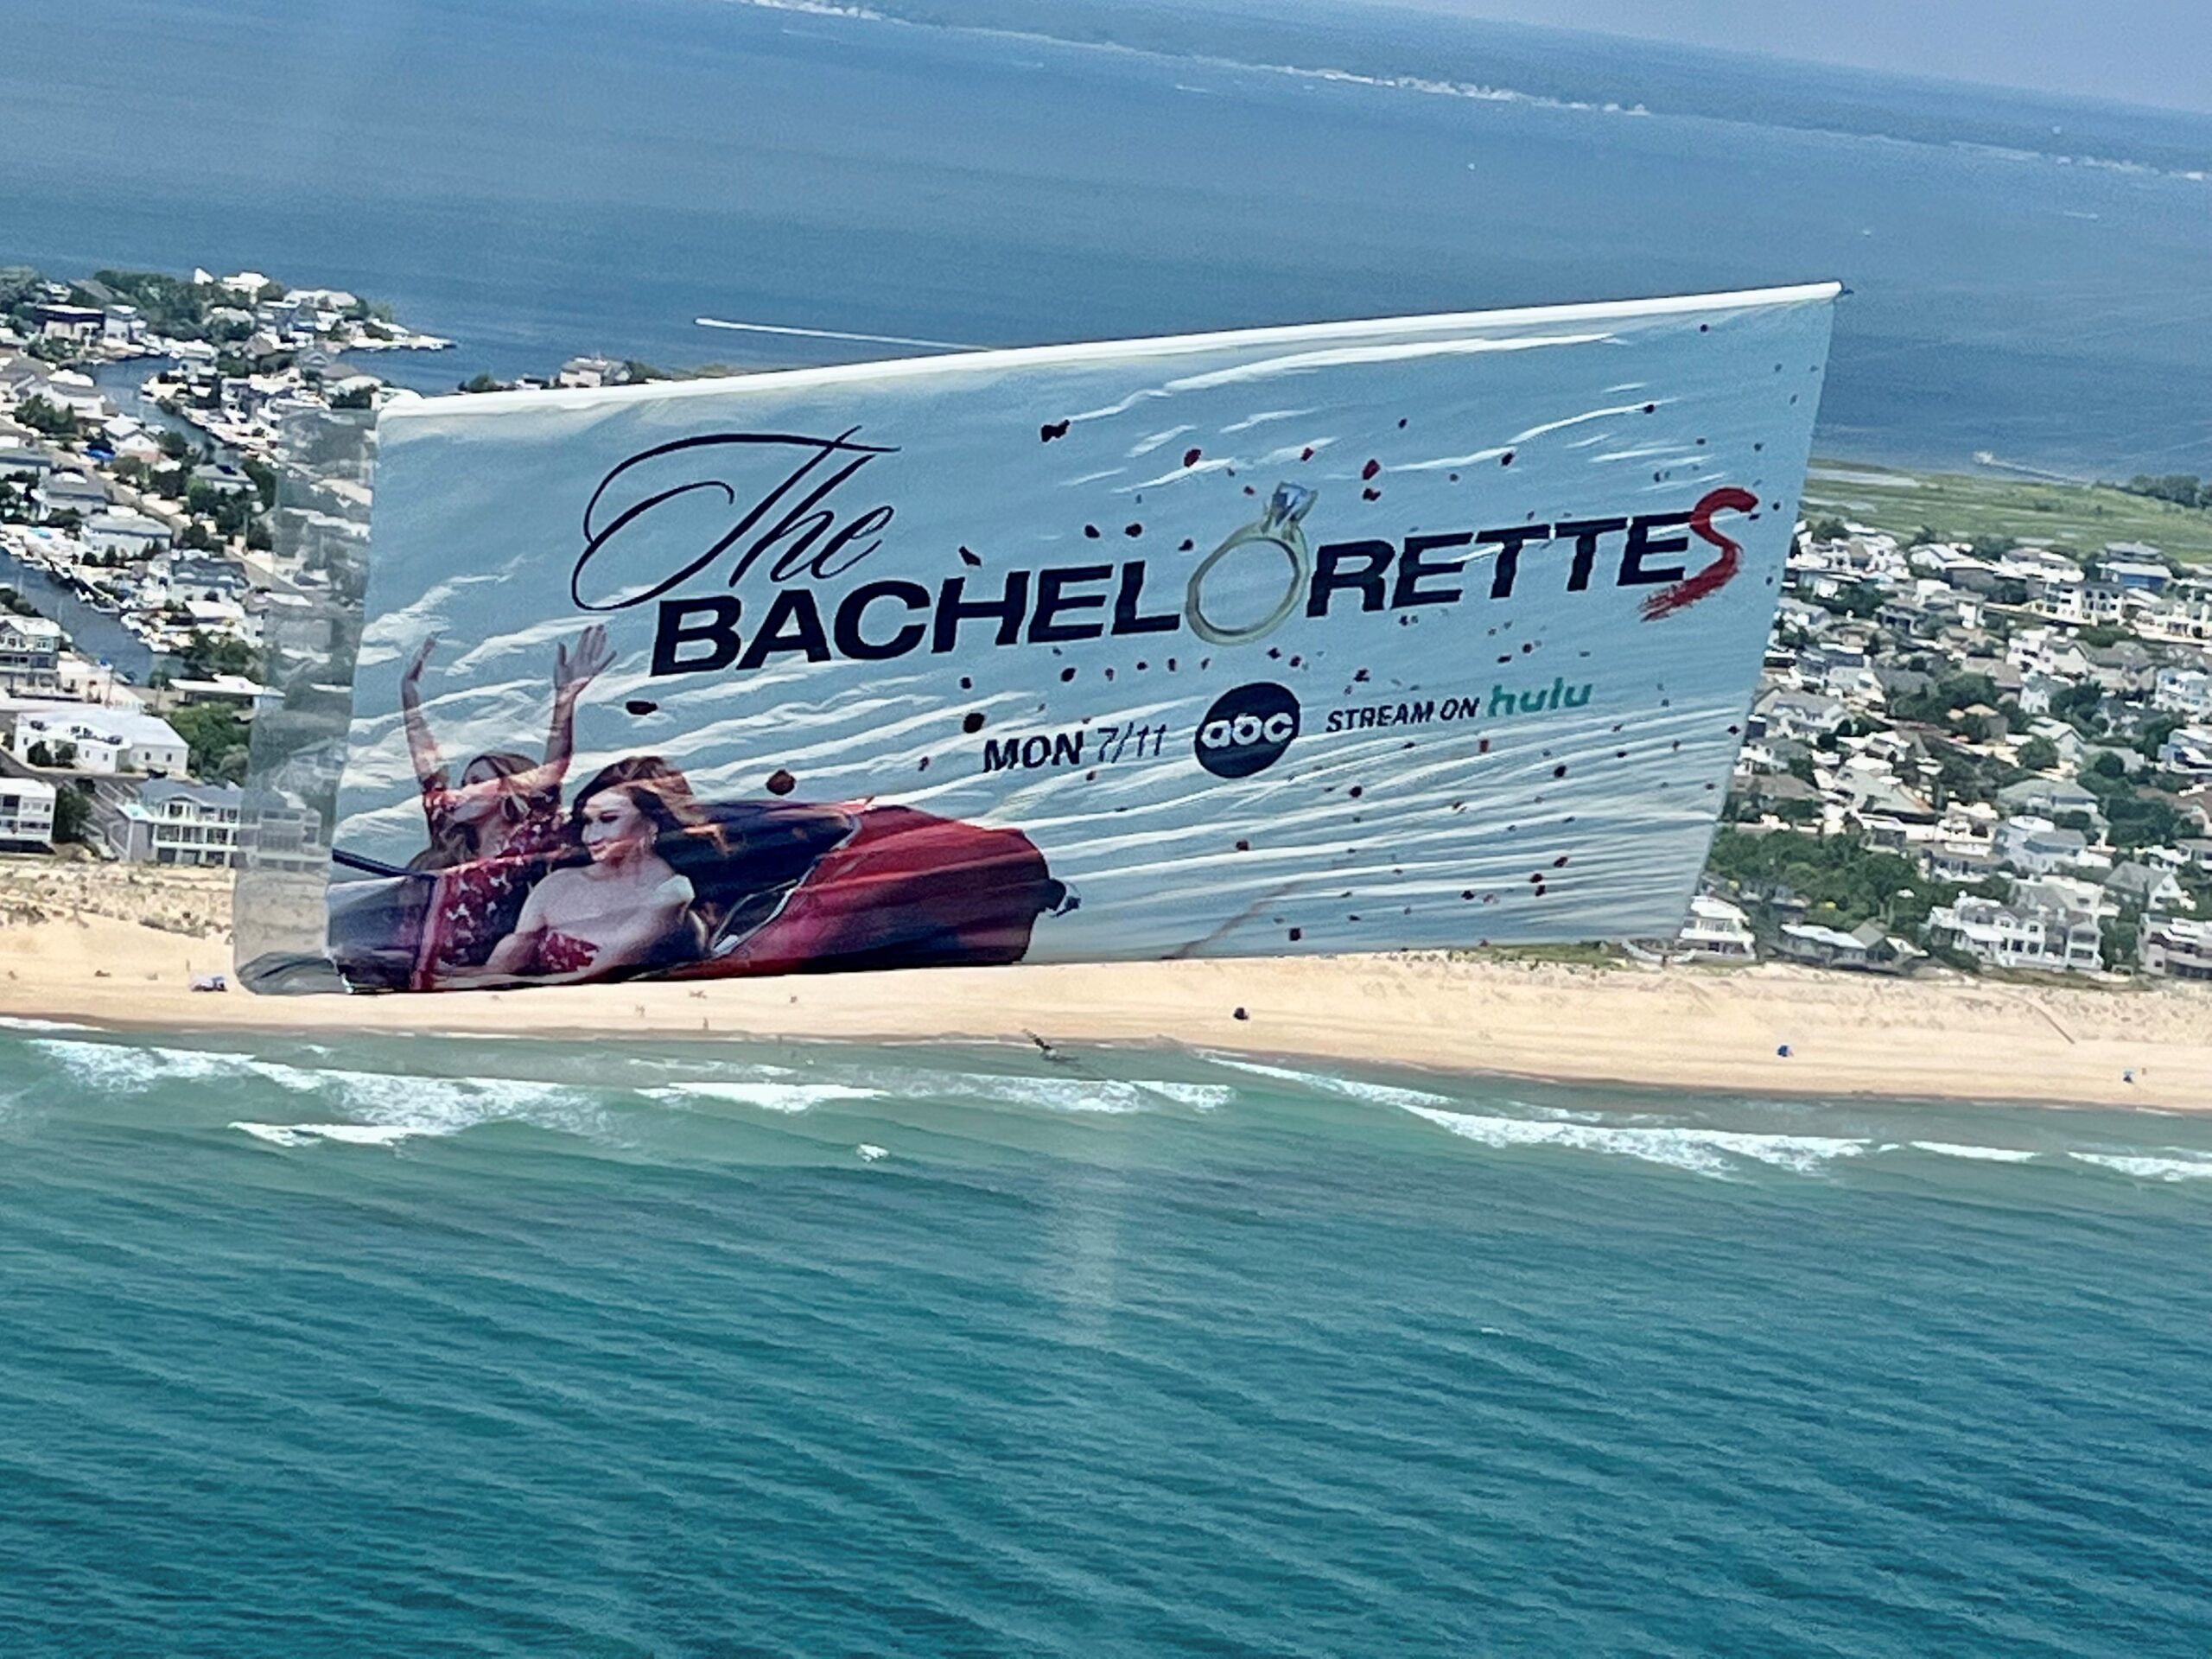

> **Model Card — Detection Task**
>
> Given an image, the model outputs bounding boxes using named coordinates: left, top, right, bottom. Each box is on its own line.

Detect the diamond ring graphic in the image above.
left=1184, top=483, right=1317, bottom=647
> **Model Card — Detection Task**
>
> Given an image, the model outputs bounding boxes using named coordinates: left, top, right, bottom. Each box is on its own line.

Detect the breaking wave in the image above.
left=2069, top=1152, right=2212, bottom=1183
left=22, top=1033, right=2212, bottom=1187
left=640, top=1080, right=882, bottom=1113
left=230, top=1122, right=425, bottom=1149
left=32, top=1038, right=249, bottom=1090
left=1211, top=1056, right=1459, bottom=1110
left=245, top=1060, right=612, bottom=1141
left=1910, top=1141, right=2039, bottom=1164
left=1402, top=1103, right=1867, bottom=1179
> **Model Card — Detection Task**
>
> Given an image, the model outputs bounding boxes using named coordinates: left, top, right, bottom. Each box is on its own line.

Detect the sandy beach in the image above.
left=0, top=860, right=2203, bottom=1109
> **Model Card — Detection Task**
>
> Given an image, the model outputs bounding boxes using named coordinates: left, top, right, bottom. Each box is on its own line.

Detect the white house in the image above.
left=2104, top=861, right=2192, bottom=915
left=1929, top=891, right=2104, bottom=975
left=34, top=303, right=104, bottom=346
left=170, top=673, right=278, bottom=714
left=2139, top=915, right=2212, bottom=982
left=10, top=706, right=189, bottom=776
left=0, top=777, right=56, bottom=848
left=105, top=779, right=245, bottom=867
left=0, top=614, right=64, bottom=692
left=0, top=441, right=60, bottom=482
left=82, top=507, right=174, bottom=558
left=101, top=305, right=147, bottom=348
left=1675, top=894, right=1758, bottom=962
left=556, top=356, right=629, bottom=390
left=2159, top=726, right=2212, bottom=781
left=1993, top=816, right=2094, bottom=876
left=34, top=470, right=110, bottom=519
left=2152, top=667, right=2212, bottom=721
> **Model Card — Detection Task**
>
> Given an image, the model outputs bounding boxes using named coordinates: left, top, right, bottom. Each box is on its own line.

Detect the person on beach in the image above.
left=401, top=624, right=613, bottom=985
left=478, top=757, right=707, bottom=984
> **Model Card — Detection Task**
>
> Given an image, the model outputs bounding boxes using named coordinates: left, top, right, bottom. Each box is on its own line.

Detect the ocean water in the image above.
left=3, top=1022, right=2211, bottom=1654
left=3, top=0, right=2209, bottom=477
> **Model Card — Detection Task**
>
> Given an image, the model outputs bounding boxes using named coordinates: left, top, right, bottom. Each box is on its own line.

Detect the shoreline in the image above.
left=3, top=913, right=2204, bottom=1111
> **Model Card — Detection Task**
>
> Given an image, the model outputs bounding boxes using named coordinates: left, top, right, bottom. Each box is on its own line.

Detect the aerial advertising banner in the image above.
left=296, top=284, right=1835, bottom=992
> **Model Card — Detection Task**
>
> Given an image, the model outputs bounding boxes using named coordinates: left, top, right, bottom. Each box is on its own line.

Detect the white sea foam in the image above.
left=230, top=1122, right=423, bottom=1149
left=1211, top=1056, right=1459, bottom=1110
left=852, top=1065, right=1229, bottom=1116
left=855, top=1143, right=889, bottom=1161
left=974, top=1074, right=1239, bottom=1114
left=640, top=1081, right=880, bottom=1113
left=236, top=1058, right=613, bottom=1141
left=2069, top=1152, right=2212, bottom=1183
left=1402, top=1104, right=1868, bottom=1179
left=0, top=1015, right=94, bottom=1033
left=31, top=1038, right=616, bottom=1141
left=1909, top=1141, right=2040, bottom=1164
left=958, top=1075, right=1152, bottom=1114
left=31, top=1038, right=251, bottom=1090
left=1133, top=1081, right=1236, bottom=1111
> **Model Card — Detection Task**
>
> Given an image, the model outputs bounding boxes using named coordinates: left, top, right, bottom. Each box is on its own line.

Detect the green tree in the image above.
left=2103, top=906, right=2144, bottom=971
left=15, top=396, right=79, bottom=439
left=179, top=629, right=256, bottom=680
left=2120, top=474, right=2209, bottom=510
left=52, top=779, right=91, bottom=844
left=1704, top=827, right=1948, bottom=933
left=1889, top=672, right=2002, bottom=727
left=1813, top=582, right=1885, bottom=621
left=168, top=702, right=251, bottom=783
left=2018, top=736, right=2059, bottom=772
left=2050, top=680, right=2105, bottom=731
left=240, top=457, right=278, bottom=508
left=2137, top=715, right=2183, bottom=760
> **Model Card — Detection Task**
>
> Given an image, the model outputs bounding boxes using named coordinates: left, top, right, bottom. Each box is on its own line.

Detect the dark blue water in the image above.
left=3, top=1026, right=2211, bottom=1655
left=3, top=0, right=2209, bottom=476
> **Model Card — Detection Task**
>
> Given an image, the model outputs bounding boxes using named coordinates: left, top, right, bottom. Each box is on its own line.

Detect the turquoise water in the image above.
left=4, top=1022, right=2210, bottom=1654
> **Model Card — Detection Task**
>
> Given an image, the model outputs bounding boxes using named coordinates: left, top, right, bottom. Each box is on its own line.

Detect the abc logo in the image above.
left=1195, top=682, right=1300, bottom=779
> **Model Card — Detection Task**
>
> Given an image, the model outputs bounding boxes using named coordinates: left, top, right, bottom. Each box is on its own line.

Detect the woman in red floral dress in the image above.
left=400, top=624, right=613, bottom=987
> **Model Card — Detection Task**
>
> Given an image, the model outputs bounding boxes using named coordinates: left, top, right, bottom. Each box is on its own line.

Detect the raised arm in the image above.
left=398, top=634, right=444, bottom=789
left=516, top=624, right=613, bottom=798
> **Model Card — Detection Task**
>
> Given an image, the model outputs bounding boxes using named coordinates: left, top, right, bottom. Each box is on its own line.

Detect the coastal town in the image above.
left=4, top=261, right=2212, bottom=987
left=0, top=261, right=454, bottom=898
left=1686, top=492, right=2212, bottom=985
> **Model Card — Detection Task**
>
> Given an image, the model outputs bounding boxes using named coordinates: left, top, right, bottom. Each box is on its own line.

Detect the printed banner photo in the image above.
left=295, top=285, right=1836, bottom=992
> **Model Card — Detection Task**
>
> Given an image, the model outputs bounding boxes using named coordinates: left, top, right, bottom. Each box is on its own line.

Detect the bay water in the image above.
left=3, top=0, right=2209, bottom=476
